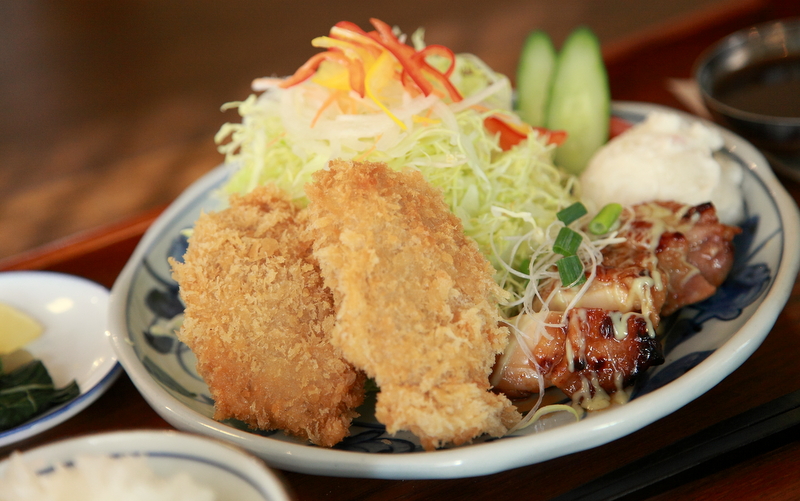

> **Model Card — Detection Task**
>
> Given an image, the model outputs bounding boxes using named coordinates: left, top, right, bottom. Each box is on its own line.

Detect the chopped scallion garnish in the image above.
left=589, top=203, right=623, bottom=235
left=556, top=202, right=588, bottom=226
left=553, top=227, right=582, bottom=256
left=557, top=255, right=586, bottom=287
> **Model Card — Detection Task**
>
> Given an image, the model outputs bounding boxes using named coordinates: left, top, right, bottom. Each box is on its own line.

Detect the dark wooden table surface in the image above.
left=3, top=1, right=800, bottom=499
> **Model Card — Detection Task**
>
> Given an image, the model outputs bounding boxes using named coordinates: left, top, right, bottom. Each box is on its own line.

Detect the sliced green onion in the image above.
left=556, top=202, right=588, bottom=226
left=553, top=227, right=582, bottom=256
left=557, top=255, right=586, bottom=287
left=589, top=203, right=623, bottom=235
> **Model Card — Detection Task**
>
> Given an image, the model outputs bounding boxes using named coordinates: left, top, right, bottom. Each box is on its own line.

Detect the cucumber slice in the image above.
left=516, top=30, right=557, bottom=127
left=546, top=27, right=610, bottom=175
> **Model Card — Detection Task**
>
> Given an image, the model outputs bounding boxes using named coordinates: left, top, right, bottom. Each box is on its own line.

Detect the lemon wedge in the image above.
left=0, top=303, right=43, bottom=356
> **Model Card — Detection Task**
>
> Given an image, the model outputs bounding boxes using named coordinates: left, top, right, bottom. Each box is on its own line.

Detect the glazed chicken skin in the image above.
left=494, top=309, right=662, bottom=409
left=653, top=201, right=740, bottom=315
left=493, top=201, right=740, bottom=409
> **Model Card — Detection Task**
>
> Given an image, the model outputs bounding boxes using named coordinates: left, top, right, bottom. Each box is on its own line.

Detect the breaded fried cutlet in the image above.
left=170, top=185, right=365, bottom=447
left=306, top=160, right=521, bottom=450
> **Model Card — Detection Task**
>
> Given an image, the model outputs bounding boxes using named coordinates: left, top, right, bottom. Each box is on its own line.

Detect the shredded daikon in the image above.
left=215, top=25, right=577, bottom=292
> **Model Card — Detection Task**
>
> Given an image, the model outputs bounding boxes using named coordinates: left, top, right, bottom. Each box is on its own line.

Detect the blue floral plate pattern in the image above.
left=108, top=102, right=800, bottom=479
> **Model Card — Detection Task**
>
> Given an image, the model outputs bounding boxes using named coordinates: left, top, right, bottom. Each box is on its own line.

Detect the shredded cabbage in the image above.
left=215, top=28, right=578, bottom=299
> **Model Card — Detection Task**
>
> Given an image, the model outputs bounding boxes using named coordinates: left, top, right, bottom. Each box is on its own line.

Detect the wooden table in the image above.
left=3, top=1, right=800, bottom=499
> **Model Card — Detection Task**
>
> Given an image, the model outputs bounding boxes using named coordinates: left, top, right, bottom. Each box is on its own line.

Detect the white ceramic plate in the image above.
left=0, top=430, right=292, bottom=501
left=0, top=271, right=121, bottom=448
left=108, top=102, right=800, bottom=479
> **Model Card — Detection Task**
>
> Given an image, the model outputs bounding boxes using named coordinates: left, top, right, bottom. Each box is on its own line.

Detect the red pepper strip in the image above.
left=408, top=44, right=461, bottom=100
left=398, top=71, right=424, bottom=98
left=329, top=24, right=384, bottom=59
left=411, top=45, right=463, bottom=100
left=368, top=19, right=437, bottom=97
left=419, top=61, right=463, bottom=101
left=334, top=20, right=368, bottom=34
left=484, top=116, right=567, bottom=150
left=283, top=19, right=462, bottom=103
left=609, top=115, right=632, bottom=139
left=369, top=18, right=463, bottom=102
left=347, top=58, right=367, bottom=97
left=279, top=50, right=352, bottom=89
left=279, top=52, right=331, bottom=89
left=414, top=44, right=457, bottom=78
left=484, top=116, right=528, bottom=150
left=279, top=46, right=367, bottom=97
left=532, top=127, right=567, bottom=146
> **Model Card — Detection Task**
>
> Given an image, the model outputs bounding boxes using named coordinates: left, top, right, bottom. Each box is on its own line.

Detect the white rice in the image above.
left=0, top=452, right=216, bottom=501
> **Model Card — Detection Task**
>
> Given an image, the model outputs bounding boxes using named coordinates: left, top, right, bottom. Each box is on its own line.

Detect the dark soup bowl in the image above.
left=694, top=18, right=800, bottom=156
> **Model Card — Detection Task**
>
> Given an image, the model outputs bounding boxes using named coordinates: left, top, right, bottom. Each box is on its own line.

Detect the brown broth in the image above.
left=712, top=55, right=800, bottom=118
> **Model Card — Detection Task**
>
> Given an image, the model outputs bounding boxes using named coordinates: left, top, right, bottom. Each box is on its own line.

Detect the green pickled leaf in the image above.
left=0, top=359, right=80, bottom=431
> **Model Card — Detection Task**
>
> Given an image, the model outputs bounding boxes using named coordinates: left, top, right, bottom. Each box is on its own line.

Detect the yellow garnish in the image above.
left=412, top=115, right=441, bottom=126
left=0, top=303, right=43, bottom=356
left=365, top=51, right=406, bottom=129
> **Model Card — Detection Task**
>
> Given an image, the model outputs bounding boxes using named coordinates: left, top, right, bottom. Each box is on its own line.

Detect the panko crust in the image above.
left=170, top=185, right=365, bottom=447
left=306, top=160, right=520, bottom=449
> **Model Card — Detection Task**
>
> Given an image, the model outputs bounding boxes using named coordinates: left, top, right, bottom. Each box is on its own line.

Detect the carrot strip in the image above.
left=279, top=51, right=350, bottom=89
left=310, top=90, right=343, bottom=128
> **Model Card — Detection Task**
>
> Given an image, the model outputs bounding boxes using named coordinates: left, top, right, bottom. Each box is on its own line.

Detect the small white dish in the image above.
left=0, top=430, right=293, bottom=501
left=108, top=102, right=800, bottom=479
left=0, top=271, right=121, bottom=448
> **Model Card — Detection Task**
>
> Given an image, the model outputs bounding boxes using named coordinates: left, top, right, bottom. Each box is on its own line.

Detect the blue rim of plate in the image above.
left=108, top=101, right=800, bottom=479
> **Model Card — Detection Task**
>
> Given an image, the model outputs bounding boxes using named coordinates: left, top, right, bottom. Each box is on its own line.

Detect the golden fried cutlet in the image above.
left=306, top=160, right=520, bottom=450
left=170, top=185, right=365, bottom=447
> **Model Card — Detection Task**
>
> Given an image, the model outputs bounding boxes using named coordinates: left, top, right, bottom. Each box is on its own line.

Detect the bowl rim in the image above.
left=693, top=16, right=800, bottom=125
left=0, top=270, right=122, bottom=448
left=0, top=429, right=293, bottom=501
